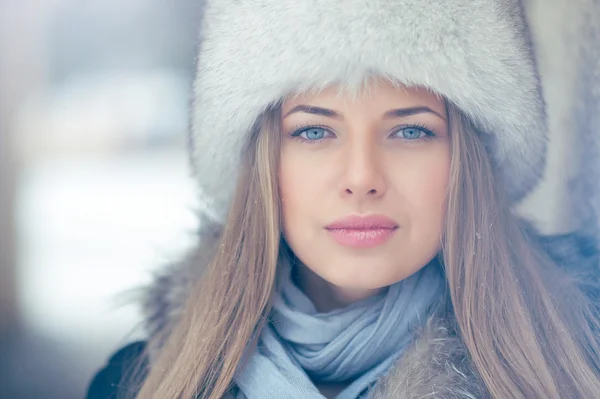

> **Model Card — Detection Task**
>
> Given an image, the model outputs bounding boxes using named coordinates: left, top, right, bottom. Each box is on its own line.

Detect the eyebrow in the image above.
left=283, top=105, right=446, bottom=121
left=283, top=105, right=342, bottom=119
left=384, top=106, right=446, bottom=121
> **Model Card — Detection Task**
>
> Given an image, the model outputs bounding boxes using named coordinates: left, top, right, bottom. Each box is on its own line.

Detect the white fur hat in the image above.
left=190, top=0, right=547, bottom=222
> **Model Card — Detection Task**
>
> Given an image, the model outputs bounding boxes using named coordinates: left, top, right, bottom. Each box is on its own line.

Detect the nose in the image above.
left=341, top=140, right=386, bottom=200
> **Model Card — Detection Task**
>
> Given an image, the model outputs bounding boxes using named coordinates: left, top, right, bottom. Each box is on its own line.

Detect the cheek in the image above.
left=278, top=150, right=328, bottom=232
left=398, top=149, right=450, bottom=238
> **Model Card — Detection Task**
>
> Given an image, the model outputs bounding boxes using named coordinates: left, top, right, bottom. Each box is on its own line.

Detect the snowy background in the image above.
left=1, top=1, right=202, bottom=397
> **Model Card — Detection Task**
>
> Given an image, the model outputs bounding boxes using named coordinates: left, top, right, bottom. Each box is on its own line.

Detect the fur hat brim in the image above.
left=190, top=0, right=547, bottom=221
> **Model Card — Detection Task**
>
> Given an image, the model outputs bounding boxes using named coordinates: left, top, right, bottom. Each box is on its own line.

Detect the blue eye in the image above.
left=294, top=127, right=329, bottom=141
left=393, top=126, right=432, bottom=140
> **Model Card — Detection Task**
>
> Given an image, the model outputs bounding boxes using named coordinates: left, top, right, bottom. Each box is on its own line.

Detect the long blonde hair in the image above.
left=134, top=104, right=600, bottom=398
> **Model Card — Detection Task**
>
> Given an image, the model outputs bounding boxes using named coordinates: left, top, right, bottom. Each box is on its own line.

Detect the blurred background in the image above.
left=1, top=1, right=203, bottom=397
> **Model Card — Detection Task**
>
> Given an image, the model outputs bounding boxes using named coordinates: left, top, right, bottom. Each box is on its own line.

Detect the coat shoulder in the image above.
left=86, top=341, right=148, bottom=399
left=535, top=230, right=600, bottom=299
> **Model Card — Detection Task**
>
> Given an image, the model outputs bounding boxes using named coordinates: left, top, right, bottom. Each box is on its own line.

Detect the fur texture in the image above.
left=138, top=1, right=600, bottom=397
left=190, top=0, right=547, bottom=222
left=371, top=318, right=485, bottom=399
left=140, top=223, right=598, bottom=397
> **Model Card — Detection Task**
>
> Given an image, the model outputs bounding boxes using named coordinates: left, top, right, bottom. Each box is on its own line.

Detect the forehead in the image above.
left=282, top=79, right=446, bottom=113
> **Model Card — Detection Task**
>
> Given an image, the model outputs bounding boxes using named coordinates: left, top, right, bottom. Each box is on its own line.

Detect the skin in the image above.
left=279, top=79, right=450, bottom=314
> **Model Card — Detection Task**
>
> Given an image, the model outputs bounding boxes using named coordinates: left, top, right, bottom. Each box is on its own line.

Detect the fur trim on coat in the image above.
left=139, top=217, right=599, bottom=398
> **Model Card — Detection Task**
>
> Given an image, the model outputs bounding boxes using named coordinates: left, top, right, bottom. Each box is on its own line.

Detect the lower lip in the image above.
left=325, top=227, right=397, bottom=248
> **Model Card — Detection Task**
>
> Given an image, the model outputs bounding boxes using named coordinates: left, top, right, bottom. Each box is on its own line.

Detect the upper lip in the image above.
left=325, top=214, right=399, bottom=230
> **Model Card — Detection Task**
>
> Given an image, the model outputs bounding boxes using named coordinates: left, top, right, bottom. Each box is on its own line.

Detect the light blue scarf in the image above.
left=234, top=258, right=445, bottom=398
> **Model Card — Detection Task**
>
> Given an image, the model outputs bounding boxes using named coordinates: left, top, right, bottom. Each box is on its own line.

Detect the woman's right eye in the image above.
left=291, top=126, right=332, bottom=143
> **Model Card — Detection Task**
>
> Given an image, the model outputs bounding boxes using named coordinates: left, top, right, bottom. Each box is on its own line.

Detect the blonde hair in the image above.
left=134, top=104, right=600, bottom=399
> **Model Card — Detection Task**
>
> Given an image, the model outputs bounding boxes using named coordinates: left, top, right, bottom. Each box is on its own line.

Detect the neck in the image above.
left=293, top=263, right=385, bottom=312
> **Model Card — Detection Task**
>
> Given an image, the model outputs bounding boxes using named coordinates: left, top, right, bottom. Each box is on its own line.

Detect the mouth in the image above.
left=325, top=214, right=399, bottom=248
left=325, top=227, right=398, bottom=248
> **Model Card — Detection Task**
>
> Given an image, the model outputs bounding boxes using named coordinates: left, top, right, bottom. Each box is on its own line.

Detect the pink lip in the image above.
left=325, top=214, right=399, bottom=248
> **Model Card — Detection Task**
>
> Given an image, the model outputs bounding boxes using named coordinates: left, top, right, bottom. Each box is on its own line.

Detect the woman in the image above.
left=87, top=0, right=600, bottom=398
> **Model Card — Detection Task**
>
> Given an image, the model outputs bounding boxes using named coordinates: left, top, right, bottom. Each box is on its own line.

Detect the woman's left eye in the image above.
left=392, top=126, right=432, bottom=140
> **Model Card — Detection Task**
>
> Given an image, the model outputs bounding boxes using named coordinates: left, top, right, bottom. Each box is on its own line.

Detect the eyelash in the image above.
left=288, top=122, right=436, bottom=144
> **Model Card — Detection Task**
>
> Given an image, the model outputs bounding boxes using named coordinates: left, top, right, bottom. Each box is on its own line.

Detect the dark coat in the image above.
left=86, top=342, right=148, bottom=399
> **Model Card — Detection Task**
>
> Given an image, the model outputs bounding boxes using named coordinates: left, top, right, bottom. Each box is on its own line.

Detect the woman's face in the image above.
left=279, top=79, right=450, bottom=299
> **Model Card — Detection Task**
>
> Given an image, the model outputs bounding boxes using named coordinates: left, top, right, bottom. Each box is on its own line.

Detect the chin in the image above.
left=316, top=256, right=412, bottom=291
